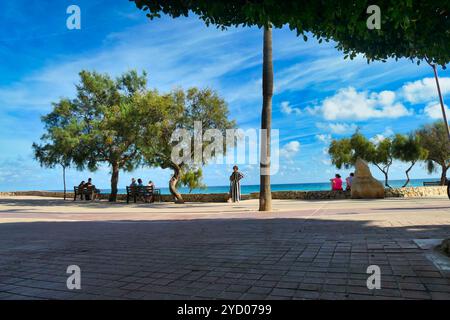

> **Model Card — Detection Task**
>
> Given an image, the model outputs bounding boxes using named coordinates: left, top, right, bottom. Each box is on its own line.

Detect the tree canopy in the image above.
left=329, top=125, right=449, bottom=187
left=137, top=87, right=235, bottom=203
left=35, top=70, right=149, bottom=201
left=34, top=70, right=235, bottom=202
left=32, top=121, right=78, bottom=199
left=416, top=121, right=450, bottom=185
left=392, top=134, right=428, bottom=187
left=132, top=0, right=450, bottom=66
left=329, top=132, right=394, bottom=187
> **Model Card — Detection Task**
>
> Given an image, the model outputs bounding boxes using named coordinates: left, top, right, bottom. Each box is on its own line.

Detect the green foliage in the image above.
left=392, top=134, right=428, bottom=163
left=416, top=122, right=450, bottom=172
left=328, top=138, right=352, bottom=169
left=134, top=86, right=235, bottom=201
left=416, top=121, right=450, bottom=184
left=329, top=132, right=376, bottom=168
left=138, top=87, right=236, bottom=170
left=329, top=131, right=394, bottom=187
left=178, top=168, right=206, bottom=193
left=373, top=138, right=393, bottom=168
left=34, top=70, right=149, bottom=200
left=329, top=124, right=450, bottom=187
left=132, top=0, right=450, bottom=66
left=392, top=133, right=428, bottom=186
left=350, top=132, right=376, bottom=163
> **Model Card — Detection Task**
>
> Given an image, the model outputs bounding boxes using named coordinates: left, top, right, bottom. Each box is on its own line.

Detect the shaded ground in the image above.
left=0, top=196, right=450, bottom=300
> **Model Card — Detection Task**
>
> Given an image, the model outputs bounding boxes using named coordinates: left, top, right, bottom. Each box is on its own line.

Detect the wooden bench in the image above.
left=126, top=186, right=161, bottom=204
left=423, top=181, right=442, bottom=186
left=73, top=186, right=101, bottom=201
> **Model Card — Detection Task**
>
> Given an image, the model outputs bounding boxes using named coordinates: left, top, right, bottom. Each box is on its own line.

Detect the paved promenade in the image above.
left=0, top=196, right=449, bottom=300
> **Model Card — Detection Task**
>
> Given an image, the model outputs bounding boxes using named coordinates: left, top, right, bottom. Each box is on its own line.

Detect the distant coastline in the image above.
left=41, top=178, right=440, bottom=195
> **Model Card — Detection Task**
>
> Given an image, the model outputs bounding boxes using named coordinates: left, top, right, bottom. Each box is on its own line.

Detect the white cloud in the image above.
left=280, top=141, right=301, bottom=159
left=315, top=134, right=332, bottom=144
left=309, top=87, right=413, bottom=121
left=318, top=122, right=357, bottom=134
left=402, top=77, right=450, bottom=104
left=329, top=123, right=355, bottom=134
left=423, top=102, right=450, bottom=120
left=370, top=127, right=394, bottom=144
left=280, top=101, right=301, bottom=115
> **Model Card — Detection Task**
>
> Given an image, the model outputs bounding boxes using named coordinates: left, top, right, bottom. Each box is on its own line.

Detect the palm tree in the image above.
left=259, top=25, right=273, bottom=212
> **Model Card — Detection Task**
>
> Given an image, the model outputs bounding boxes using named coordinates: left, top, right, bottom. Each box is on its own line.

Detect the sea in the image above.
left=61, top=178, right=440, bottom=195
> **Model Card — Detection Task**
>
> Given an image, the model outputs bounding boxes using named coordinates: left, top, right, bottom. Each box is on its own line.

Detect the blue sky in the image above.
left=0, top=0, right=449, bottom=191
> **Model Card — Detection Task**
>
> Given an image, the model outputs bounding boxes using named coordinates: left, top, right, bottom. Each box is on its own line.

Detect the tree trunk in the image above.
left=440, top=164, right=448, bottom=186
left=402, top=161, right=416, bottom=188
left=109, top=162, right=119, bottom=202
left=169, top=163, right=184, bottom=204
left=374, top=163, right=391, bottom=189
left=259, top=24, right=273, bottom=212
left=429, top=62, right=450, bottom=142
left=383, top=171, right=391, bottom=188
left=62, top=165, right=66, bottom=200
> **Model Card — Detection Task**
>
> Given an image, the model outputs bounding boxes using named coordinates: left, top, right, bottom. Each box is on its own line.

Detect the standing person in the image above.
left=146, top=180, right=155, bottom=203
left=330, top=174, right=343, bottom=191
left=346, top=173, right=354, bottom=191
left=229, top=165, right=244, bottom=203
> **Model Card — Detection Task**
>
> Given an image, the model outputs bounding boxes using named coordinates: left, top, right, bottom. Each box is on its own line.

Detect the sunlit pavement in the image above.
left=0, top=196, right=450, bottom=300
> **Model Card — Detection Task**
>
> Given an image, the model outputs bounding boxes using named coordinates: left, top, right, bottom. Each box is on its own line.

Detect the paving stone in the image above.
left=2, top=196, right=450, bottom=300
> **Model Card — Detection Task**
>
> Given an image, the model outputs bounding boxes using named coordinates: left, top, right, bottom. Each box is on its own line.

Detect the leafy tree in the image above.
left=32, top=129, right=76, bottom=200
left=392, top=134, right=428, bottom=187
left=416, top=122, right=450, bottom=185
left=329, top=132, right=394, bottom=187
left=178, top=168, right=206, bottom=193
left=36, top=70, right=148, bottom=201
left=372, top=137, right=394, bottom=188
left=329, top=138, right=353, bottom=169
left=138, top=87, right=235, bottom=203
left=131, top=0, right=450, bottom=210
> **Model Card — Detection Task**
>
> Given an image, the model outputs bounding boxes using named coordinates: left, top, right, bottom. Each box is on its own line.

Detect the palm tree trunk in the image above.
left=169, top=163, right=184, bottom=204
left=427, top=60, right=450, bottom=142
left=259, top=24, right=273, bottom=212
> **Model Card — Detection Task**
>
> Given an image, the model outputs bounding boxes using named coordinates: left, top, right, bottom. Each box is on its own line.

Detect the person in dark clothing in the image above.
left=229, top=165, right=244, bottom=203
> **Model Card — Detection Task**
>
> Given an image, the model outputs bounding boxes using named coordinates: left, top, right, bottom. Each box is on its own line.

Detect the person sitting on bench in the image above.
left=84, top=178, right=100, bottom=200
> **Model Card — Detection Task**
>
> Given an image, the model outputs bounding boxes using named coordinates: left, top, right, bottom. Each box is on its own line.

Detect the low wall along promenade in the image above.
left=0, top=186, right=447, bottom=202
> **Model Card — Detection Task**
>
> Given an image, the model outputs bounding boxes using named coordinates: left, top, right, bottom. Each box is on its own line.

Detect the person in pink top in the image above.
left=331, top=174, right=343, bottom=191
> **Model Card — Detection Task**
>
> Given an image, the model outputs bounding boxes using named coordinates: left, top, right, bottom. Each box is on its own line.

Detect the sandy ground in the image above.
left=0, top=195, right=449, bottom=226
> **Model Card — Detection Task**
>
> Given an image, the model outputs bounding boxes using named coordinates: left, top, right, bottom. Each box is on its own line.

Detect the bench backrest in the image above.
left=126, top=186, right=154, bottom=194
left=423, top=181, right=441, bottom=186
left=74, top=186, right=96, bottom=193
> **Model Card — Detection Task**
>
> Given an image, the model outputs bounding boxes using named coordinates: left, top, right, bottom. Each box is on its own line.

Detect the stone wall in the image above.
left=0, top=186, right=447, bottom=202
left=385, top=186, right=448, bottom=198
left=248, top=190, right=351, bottom=200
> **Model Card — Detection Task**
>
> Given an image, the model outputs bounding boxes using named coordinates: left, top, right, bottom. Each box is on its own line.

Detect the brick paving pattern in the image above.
left=0, top=196, right=449, bottom=300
